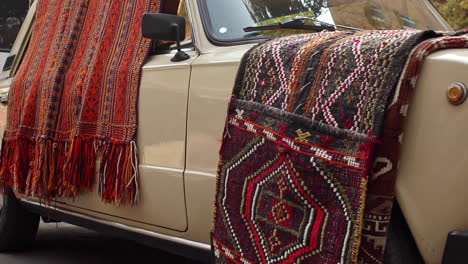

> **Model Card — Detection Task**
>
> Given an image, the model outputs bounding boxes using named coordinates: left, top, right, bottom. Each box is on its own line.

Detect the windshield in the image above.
left=201, top=0, right=452, bottom=43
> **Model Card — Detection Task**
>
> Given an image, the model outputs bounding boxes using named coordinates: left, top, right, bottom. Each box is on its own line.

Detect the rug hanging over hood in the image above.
left=0, top=0, right=161, bottom=205
left=211, top=30, right=468, bottom=264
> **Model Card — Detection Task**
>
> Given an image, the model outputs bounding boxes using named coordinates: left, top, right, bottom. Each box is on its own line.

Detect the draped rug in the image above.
left=0, top=0, right=160, bottom=205
left=212, top=30, right=468, bottom=264
left=359, top=31, right=468, bottom=264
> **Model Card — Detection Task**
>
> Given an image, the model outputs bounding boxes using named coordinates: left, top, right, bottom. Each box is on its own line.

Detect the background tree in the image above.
left=432, top=0, right=468, bottom=30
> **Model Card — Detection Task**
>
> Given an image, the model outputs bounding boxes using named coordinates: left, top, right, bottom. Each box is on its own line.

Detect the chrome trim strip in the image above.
left=140, top=164, right=184, bottom=173
left=20, top=198, right=211, bottom=252
left=185, top=169, right=216, bottom=178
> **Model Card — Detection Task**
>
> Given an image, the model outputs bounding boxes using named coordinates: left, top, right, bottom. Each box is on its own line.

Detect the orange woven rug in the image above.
left=0, top=0, right=160, bottom=205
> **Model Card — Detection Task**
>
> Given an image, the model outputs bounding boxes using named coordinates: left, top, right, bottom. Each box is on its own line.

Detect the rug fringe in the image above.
left=0, top=136, right=139, bottom=206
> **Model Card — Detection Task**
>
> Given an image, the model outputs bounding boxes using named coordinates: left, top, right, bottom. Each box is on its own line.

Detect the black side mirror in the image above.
left=142, top=13, right=190, bottom=62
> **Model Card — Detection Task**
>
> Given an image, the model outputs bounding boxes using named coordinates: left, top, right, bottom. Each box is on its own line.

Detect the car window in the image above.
left=178, top=0, right=192, bottom=41
left=0, top=53, right=8, bottom=71
left=200, top=0, right=453, bottom=44
left=0, top=0, right=33, bottom=79
left=0, top=0, right=29, bottom=52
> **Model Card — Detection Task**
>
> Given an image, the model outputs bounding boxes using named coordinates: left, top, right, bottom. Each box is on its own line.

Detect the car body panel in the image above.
left=50, top=51, right=199, bottom=232
left=396, top=48, right=468, bottom=264
left=0, top=80, right=9, bottom=139
left=184, top=45, right=253, bottom=242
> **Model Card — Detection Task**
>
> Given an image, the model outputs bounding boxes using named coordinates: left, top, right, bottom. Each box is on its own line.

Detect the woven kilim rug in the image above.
left=0, top=0, right=160, bottom=205
left=359, top=30, right=468, bottom=264
left=212, top=30, right=468, bottom=264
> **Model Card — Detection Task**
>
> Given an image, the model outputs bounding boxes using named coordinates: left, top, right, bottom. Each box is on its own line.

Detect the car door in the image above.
left=4, top=0, right=196, bottom=238
left=55, top=51, right=198, bottom=233
left=50, top=4, right=198, bottom=232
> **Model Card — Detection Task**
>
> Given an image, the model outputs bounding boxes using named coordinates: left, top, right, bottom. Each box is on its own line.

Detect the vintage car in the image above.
left=0, top=1, right=466, bottom=263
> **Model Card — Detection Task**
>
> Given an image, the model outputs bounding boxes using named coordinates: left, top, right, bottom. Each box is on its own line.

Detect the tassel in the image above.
left=0, top=139, right=15, bottom=188
left=62, top=137, right=96, bottom=197
left=99, top=140, right=138, bottom=206
left=0, top=135, right=138, bottom=206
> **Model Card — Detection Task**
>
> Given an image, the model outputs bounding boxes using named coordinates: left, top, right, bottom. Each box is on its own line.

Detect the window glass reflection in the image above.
left=203, top=0, right=451, bottom=42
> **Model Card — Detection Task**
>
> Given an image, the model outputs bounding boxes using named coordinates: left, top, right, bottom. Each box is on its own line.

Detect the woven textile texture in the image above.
left=0, top=0, right=160, bottom=205
left=358, top=30, right=468, bottom=264
left=211, top=30, right=468, bottom=264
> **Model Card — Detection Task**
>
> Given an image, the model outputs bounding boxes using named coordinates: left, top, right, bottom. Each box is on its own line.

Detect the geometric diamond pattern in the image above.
left=212, top=29, right=454, bottom=264
left=244, top=156, right=326, bottom=262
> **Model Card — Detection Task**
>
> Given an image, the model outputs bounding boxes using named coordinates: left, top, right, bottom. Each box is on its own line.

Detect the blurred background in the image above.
left=432, top=0, right=468, bottom=30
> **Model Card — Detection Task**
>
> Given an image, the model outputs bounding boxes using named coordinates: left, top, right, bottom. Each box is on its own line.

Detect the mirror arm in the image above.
left=171, top=24, right=190, bottom=62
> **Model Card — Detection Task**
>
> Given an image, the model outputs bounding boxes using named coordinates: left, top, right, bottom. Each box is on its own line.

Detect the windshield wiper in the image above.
left=244, top=16, right=362, bottom=33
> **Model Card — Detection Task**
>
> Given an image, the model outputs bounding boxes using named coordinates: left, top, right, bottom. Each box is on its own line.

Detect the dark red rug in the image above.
left=212, top=30, right=468, bottom=264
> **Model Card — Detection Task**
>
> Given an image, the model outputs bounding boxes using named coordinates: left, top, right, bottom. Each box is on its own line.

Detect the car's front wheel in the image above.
left=0, top=187, right=40, bottom=251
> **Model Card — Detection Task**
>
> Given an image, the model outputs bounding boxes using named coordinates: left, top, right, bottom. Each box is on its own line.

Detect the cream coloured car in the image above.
left=0, top=1, right=466, bottom=263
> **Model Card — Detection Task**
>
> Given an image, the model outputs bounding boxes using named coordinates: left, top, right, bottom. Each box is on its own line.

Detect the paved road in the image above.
left=0, top=221, right=197, bottom=264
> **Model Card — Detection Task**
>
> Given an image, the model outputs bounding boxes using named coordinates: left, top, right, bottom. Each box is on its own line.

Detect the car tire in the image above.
left=0, top=187, right=40, bottom=252
left=384, top=202, right=424, bottom=264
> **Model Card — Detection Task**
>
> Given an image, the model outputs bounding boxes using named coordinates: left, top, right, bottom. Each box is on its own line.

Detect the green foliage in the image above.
left=433, top=0, right=468, bottom=30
